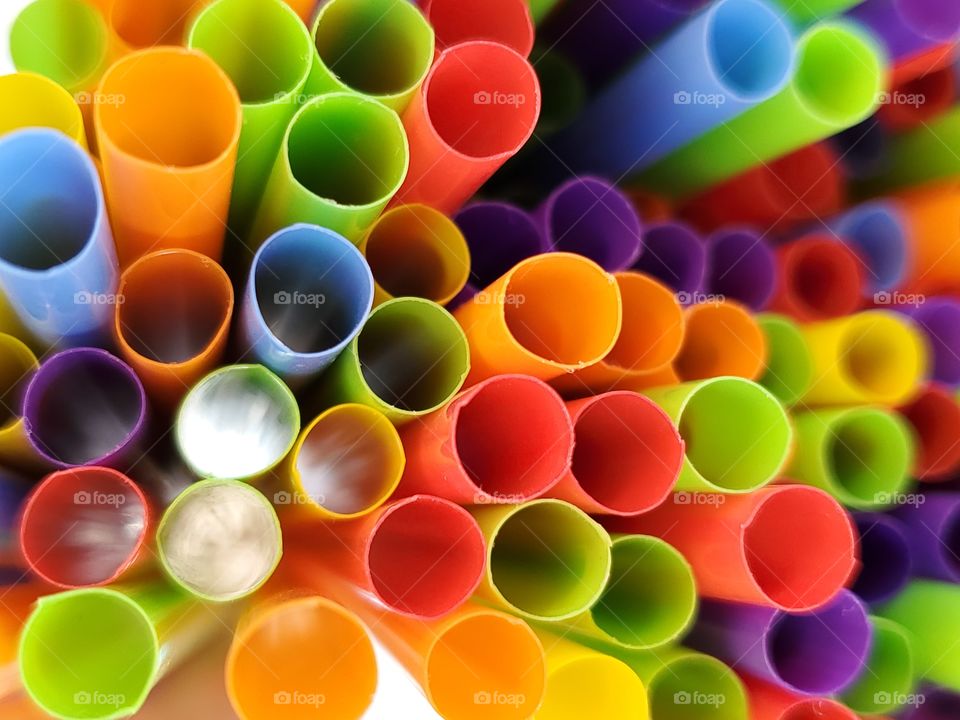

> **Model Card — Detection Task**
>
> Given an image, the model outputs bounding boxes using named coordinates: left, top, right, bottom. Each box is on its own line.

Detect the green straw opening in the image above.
left=826, top=409, right=912, bottom=507
left=20, top=589, right=158, bottom=720
left=842, top=617, right=915, bottom=715
left=757, top=314, right=813, bottom=406
left=648, top=654, right=749, bottom=720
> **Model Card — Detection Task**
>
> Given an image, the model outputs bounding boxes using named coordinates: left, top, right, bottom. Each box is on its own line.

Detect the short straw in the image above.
left=533, top=177, right=643, bottom=271
left=789, top=406, right=914, bottom=510
left=175, top=365, right=299, bottom=482
left=157, top=479, right=282, bottom=602
left=306, top=0, right=434, bottom=112
left=454, top=202, right=544, bottom=289
left=115, top=249, right=233, bottom=411
left=319, top=297, right=469, bottom=424
left=768, top=0, right=865, bottom=22
left=94, top=48, right=242, bottom=266
left=186, top=0, right=314, bottom=235
left=687, top=591, right=872, bottom=696
left=899, top=384, right=960, bottom=480
left=455, top=253, right=621, bottom=384
left=0, top=333, right=40, bottom=470
left=23, top=348, right=146, bottom=469
left=279, top=403, right=404, bottom=520
left=644, top=377, right=791, bottom=493
left=632, top=221, right=707, bottom=296
left=18, top=467, right=149, bottom=588
left=606, top=485, right=857, bottom=610
left=107, top=0, right=206, bottom=49
left=899, top=298, right=960, bottom=386
left=547, top=392, right=683, bottom=515
left=422, top=0, right=534, bottom=56
left=800, top=311, right=929, bottom=405
left=225, top=594, right=377, bottom=719
left=847, top=0, right=960, bottom=62
left=359, top=204, right=470, bottom=307
left=0, top=72, right=86, bottom=147
left=391, top=41, right=541, bottom=214
left=248, top=92, right=409, bottom=246
left=746, top=676, right=859, bottom=720
left=841, top=616, right=917, bottom=715
left=471, top=499, right=612, bottom=621
left=556, top=535, right=696, bottom=650
left=768, top=236, right=865, bottom=321
left=637, top=22, right=885, bottom=198
left=559, top=0, right=793, bottom=176
left=397, top=374, right=572, bottom=504
left=893, top=494, right=960, bottom=583
left=238, top=224, right=374, bottom=387
left=675, top=300, right=767, bottom=381
left=895, top=182, right=960, bottom=294
left=0, top=128, right=119, bottom=347
left=851, top=512, right=913, bottom=604
left=827, top=201, right=909, bottom=293
left=704, top=229, right=777, bottom=312
left=756, top=314, right=814, bottom=407
left=879, top=64, right=956, bottom=130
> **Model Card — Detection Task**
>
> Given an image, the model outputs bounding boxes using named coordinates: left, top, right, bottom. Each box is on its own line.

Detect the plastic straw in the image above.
left=848, top=0, right=960, bottom=62
left=827, top=201, right=909, bottom=293
left=108, top=0, right=206, bottom=49
left=768, top=236, right=865, bottom=321
left=880, top=64, right=956, bottom=130
left=422, top=0, right=534, bottom=56
left=606, top=485, right=857, bottom=610
left=756, top=314, right=814, bottom=407
left=0, top=583, right=46, bottom=701
left=901, top=686, right=960, bottom=719
left=702, top=229, right=776, bottom=311
left=899, top=383, right=960, bottom=480
left=851, top=512, right=912, bottom=604
left=397, top=374, right=572, bottom=504
left=0, top=128, right=119, bottom=347
left=899, top=299, right=960, bottom=386
left=893, top=494, right=960, bottom=583
left=175, top=364, right=298, bottom=482
left=95, top=48, right=242, bottom=266
left=746, top=676, right=859, bottom=720
left=768, top=0, right=864, bottom=22
left=895, top=182, right=960, bottom=295
left=841, top=616, right=917, bottom=715
left=0, top=333, right=40, bottom=470
left=454, top=201, right=544, bottom=289
left=238, top=224, right=373, bottom=387
left=632, top=221, right=707, bottom=296
left=0, top=72, right=86, bottom=147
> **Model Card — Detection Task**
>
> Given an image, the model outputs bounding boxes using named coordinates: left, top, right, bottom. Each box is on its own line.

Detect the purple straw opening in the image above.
left=903, top=299, right=960, bottom=386
left=903, top=685, right=960, bottom=719
left=632, top=221, right=706, bottom=296
left=851, top=512, right=912, bottom=604
left=898, top=0, right=960, bottom=43
left=894, top=493, right=960, bottom=583
left=454, top=202, right=544, bottom=288
left=706, top=228, right=776, bottom=310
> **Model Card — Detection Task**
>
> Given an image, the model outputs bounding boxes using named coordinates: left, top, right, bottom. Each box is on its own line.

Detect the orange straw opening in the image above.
left=605, top=272, right=685, bottom=373
left=674, top=301, right=766, bottom=381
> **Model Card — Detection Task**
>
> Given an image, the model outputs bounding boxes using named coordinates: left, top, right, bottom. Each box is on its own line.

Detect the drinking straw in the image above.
left=0, top=333, right=41, bottom=470
left=454, top=202, right=544, bottom=289
left=559, top=0, right=794, bottom=177
left=556, top=535, right=696, bottom=650
left=768, top=0, right=864, bottom=22
left=800, top=311, right=928, bottom=405
left=632, top=221, right=707, bottom=296
left=115, top=249, right=233, bottom=411
left=391, top=41, right=541, bottom=214
left=175, top=365, right=299, bottom=482
left=186, top=0, right=314, bottom=235
left=851, top=512, right=912, bottom=604
left=898, top=299, right=960, bottom=386
left=95, top=48, right=241, bottom=267
left=606, top=485, right=857, bottom=610
left=704, top=229, right=777, bottom=311
left=306, top=0, right=434, bottom=112
left=892, top=40, right=957, bottom=86
left=0, top=73, right=86, bottom=147
left=895, top=182, right=960, bottom=294
left=18, top=467, right=149, bottom=588
left=287, top=495, right=485, bottom=618
left=279, top=403, right=404, bottom=520
left=319, top=297, right=469, bottom=424
left=893, top=494, right=960, bottom=582
left=397, top=374, right=572, bottom=504
left=746, top=676, right=859, bottom=720
left=768, top=236, right=865, bottom=321
left=226, top=594, right=377, bottom=720
left=455, top=253, right=621, bottom=384
left=552, top=272, right=685, bottom=394
left=898, top=384, right=960, bottom=480
left=687, top=591, right=872, bottom=696
left=422, top=0, right=534, bottom=56
left=238, top=224, right=373, bottom=387
left=756, top=314, right=814, bottom=407
left=533, top=177, right=643, bottom=271
left=281, top=0, right=315, bottom=22
left=826, top=201, right=909, bottom=293
left=547, top=392, right=683, bottom=515
left=0, top=128, right=119, bottom=347
left=877, top=581, right=960, bottom=690
left=359, top=204, right=470, bottom=307
left=107, top=0, right=206, bottom=49
left=880, top=65, right=956, bottom=130
left=847, top=0, right=960, bottom=63
left=673, top=301, right=767, bottom=382
left=249, top=93, right=409, bottom=246
left=902, top=686, right=960, bottom=720
left=841, top=616, right=916, bottom=715
left=533, top=629, right=649, bottom=719
left=0, top=583, right=47, bottom=701
left=638, top=22, right=885, bottom=198
left=23, top=348, right=146, bottom=469
left=471, top=499, right=611, bottom=621
left=788, top=407, right=914, bottom=509
left=157, top=479, right=282, bottom=602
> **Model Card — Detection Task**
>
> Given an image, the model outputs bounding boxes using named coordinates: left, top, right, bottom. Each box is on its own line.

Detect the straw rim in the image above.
left=0, top=330, right=37, bottom=435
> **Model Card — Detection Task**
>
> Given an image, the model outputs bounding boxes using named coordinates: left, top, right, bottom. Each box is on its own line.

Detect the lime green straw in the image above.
left=767, top=0, right=866, bottom=23
left=528, top=0, right=561, bottom=24
left=637, top=21, right=885, bottom=198
left=841, top=616, right=917, bottom=715
left=187, top=0, right=313, bottom=235
left=756, top=313, right=814, bottom=407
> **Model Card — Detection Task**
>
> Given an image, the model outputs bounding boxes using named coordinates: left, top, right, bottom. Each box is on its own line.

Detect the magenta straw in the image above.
left=851, top=512, right=913, bottom=605
left=454, top=201, right=545, bottom=288
left=893, top=493, right=960, bottom=583
left=632, top=221, right=707, bottom=298
left=705, top=228, right=776, bottom=311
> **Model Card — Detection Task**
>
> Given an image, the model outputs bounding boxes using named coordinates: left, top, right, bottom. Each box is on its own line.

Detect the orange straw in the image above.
left=672, top=300, right=767, bottom=382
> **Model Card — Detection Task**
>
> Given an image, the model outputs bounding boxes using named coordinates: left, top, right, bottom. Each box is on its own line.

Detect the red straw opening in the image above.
left=424, top=0, right=534, bottom=56
left=899, top=384, right=960, bottom=480
left=773, top=237, right=864, bottom=321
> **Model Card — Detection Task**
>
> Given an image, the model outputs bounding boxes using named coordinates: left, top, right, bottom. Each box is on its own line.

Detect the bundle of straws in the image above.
left=3, top=0, right=960, bottom=717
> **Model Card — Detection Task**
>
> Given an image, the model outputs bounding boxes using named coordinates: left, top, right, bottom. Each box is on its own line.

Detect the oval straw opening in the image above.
left=826, top=409, right=911, bottom=506
left=840, top=313, right=925, bottom=401
left=455, top=202, right=543, bottom=287
left=832, top=204, right=907, bottom=292
left=605, top=273, right=685, bottom=373
left=757, top=314, right=813, bottom=406
left=851, top=515, right=911, bottom=603
left=787, top=238, right=863, bottom=318
left=647, top=654, right=748, bottom=720
left=634, top=222, right=705, bottom=295
left=707, top=230, right=776, bottom=311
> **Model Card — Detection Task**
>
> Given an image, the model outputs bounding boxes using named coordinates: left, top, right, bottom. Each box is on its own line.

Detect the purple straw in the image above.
left=454, top=202, right=545, bottom=288
left=848, top=0, right=960, bottom=61
left=902, top=685, right=960, bottom=719
left=632, top=220, right=707, bottom=297
left=851, top=512, right=913, bottom=604
left=687, top=591, right=872, bottom=696
left=899, top=298, right=960, bottom=386
left=23, top=348, right=147, bottom=469
left=893, top=493, right=960, bottom=583
left=533, top=176, right=643, bottom=272
left=705, top=228, right=777, bottom=311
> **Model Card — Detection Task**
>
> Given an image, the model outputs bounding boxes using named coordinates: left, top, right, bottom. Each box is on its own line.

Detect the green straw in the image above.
left=527, top=0, right=561, bottom=24
left=788, top=407, right=914, bottom=510
left=187, top=0, right=313, bottom=235
left=756, top=313, right=814, bottom=407
left=644, top=377, right=793, bottom=493
left=636, top=21, right=885, bottom=198
left=248, top=92, right=409, bottom=246
left=767, top=0, right=866, bottom=23
left=531, top=46, right=586, bottom=136
left=841, top=616, right=917, bottom=715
